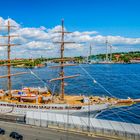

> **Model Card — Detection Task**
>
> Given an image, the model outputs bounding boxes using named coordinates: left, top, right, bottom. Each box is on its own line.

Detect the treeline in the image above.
left=0, top=51, right=140, bottom=65
left=88, top=51, right=140, bottom=63
left=0, top=57, right=47, bottom=68
left=49, top=51, right=140, bottom=63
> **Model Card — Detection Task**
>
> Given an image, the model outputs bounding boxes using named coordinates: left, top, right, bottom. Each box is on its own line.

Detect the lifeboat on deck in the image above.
left=20, top=94, right=37, bottom=100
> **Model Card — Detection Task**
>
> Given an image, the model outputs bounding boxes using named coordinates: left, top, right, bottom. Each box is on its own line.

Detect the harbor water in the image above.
left=0, top=64, right=140, bottom=124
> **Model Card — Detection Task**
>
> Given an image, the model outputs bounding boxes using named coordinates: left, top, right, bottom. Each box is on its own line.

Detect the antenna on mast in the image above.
left=50, top=19, right=79, bottom=100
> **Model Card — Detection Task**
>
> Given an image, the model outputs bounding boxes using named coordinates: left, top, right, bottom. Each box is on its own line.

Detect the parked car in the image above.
left=0, top=128, right=5, bottom=135
left=9, top=132, right=23, bottom=140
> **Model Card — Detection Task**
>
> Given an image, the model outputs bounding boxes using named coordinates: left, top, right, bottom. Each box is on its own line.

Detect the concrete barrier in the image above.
left=26, top=111, right=140, bottom=140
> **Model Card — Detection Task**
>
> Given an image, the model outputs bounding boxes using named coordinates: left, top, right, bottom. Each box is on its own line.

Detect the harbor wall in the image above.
left=26, top=111, right=140, bottom=140
left=0, top=114, right=25, bottom=123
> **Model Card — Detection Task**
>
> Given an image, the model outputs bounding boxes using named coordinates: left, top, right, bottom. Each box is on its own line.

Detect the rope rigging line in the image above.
left=116, top=105, right=140, bottom=118
left=29, top=69, right=46, bottom=86
left=122, top=109, right=140, bottom=118
left=79, top=64, right=140, bottom=128
left=109, top=108, right=139, bottom=134
left=27, top=65, right=61, bottom=95
left=79, top=64, right=116, bottom=98
left=50, top=65, right=61, bottom=95
left=98, top=105, right=140, bottom=118
left=27, top=68, right=52, bottom=91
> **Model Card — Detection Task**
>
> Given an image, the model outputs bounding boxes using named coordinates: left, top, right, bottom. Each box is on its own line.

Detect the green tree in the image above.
left=123, top=57, right=130, bottom=63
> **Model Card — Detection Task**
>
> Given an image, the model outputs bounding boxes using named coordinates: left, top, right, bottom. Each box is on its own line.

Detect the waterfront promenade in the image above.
left=0, top=121, right=111, bottom=140
left=26, top=111, right=140, bottom=140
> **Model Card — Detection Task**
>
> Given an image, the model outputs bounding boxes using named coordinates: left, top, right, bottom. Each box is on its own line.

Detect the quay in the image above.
left=0, top=112, right=140, bottom=140
left=0, top=120, right=109, bottom=140
left=26, top=111, right=140, bottom=140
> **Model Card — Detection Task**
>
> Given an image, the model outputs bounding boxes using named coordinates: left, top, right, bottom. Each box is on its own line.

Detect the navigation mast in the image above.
left=110, top=45, right=112, bottom=61
left=50, top=19, right=79, bottom=100
left=0, top=20, right=28, bottom=95
left=105, top=39, right=108, bottom=62
left=88, top=44, right=92, bottom=62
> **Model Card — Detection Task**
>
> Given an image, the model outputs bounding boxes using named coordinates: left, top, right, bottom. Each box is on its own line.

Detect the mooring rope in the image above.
left=29, top=69, right=46, bottom=86
left=99, top=105, right=140, bottom=118
left=27, top=68, right=52, bottom=91
left=79, top=64, right=116, bottom=98
left=109, top=109, right=139, bottom=134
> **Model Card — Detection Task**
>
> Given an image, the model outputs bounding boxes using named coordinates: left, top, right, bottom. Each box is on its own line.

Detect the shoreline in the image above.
left=12, top=62, right=140, bottom=68
left=80, top=62, right=140, bottom=64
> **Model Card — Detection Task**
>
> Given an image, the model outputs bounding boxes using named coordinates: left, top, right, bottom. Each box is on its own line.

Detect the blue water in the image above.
left=0, top=64, right=140, bottom=124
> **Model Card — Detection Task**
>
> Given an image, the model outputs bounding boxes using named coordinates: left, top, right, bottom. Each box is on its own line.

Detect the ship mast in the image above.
left=0, top=19, right=28, bottom=95
left=50, top=19, right=79, bottom=100
left=60, top=19, right=65, bottom=99
left=7, top=20, right=12, bottom=93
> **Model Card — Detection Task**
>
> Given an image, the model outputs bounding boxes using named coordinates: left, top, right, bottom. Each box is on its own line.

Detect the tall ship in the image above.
left=0, top=19, right=140, bottom=116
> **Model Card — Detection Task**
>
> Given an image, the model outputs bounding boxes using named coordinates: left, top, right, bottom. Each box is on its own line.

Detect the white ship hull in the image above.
left=0, top=102, right=110, bottom=117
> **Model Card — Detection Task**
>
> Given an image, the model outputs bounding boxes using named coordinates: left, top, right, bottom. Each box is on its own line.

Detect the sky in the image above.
left=0, top=0, right=140, bottom=58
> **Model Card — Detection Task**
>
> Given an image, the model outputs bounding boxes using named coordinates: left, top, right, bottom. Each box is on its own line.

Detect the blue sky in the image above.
left=0, top=0, right=140, bottom=58
left=0, top=0, right=140, bottom=37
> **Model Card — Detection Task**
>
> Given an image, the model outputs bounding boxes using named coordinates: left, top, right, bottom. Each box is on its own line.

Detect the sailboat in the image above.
left=0, top=19, right=140, bottom=116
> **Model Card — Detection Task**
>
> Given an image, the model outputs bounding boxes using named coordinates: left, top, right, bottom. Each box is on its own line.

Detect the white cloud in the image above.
left=72, top=31, right=98, bottom=36
left=15, top=27, right=49, bottom=41
left=0, top=17, right=140, bottom=58
left=91, top=35, right=140, bottom=45
left=25, top=41, right=53, bottom=51
left=47, top=25, right=62, bottom=33
left=0, top=17, right=20, bottom=33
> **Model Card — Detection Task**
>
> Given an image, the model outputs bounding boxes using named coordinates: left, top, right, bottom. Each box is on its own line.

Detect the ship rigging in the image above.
left=0, top=19, right=140, bottom=117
